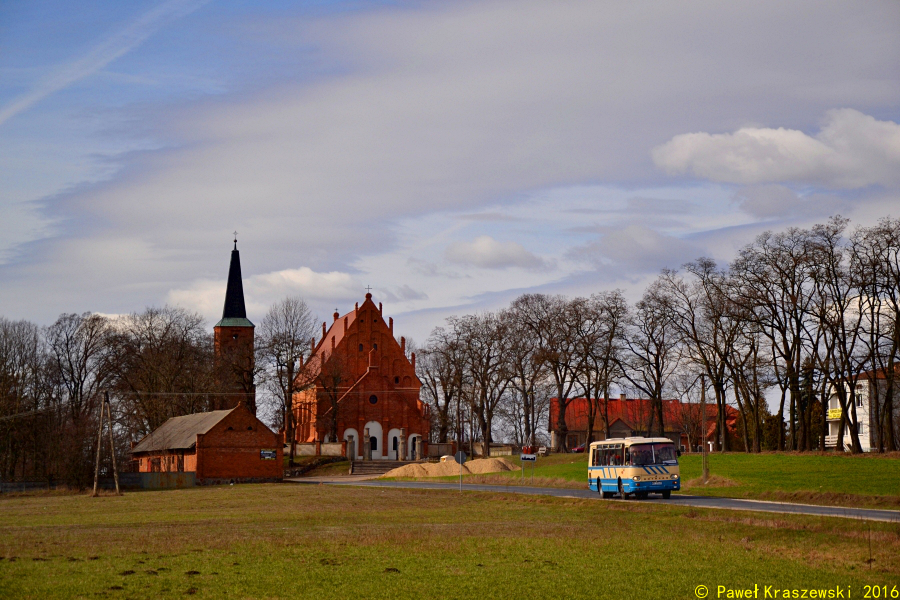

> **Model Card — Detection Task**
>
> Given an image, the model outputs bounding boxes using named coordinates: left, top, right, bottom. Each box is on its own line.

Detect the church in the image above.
left=291, top=293, right=431, bottom=460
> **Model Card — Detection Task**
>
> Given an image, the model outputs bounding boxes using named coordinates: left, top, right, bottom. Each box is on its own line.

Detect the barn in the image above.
left=130, top=403, right=283, bottom=486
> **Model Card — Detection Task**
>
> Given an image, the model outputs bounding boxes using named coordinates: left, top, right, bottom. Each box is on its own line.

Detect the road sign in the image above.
left=520, top=454, right=536, bottom=461
left=454, top=451, right=467, bottom=464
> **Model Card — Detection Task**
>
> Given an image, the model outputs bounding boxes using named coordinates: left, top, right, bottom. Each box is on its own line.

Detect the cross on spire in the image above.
left=365, top=285, right=372, bottom=293
left=232, top=230, right=238, bottom=249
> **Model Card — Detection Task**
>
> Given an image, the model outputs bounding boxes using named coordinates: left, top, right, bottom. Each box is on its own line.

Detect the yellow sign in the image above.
left=827, top=408, right=842, bottom=420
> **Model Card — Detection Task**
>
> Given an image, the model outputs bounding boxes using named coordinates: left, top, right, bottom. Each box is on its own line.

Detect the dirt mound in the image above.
left=465, top=457, right=519, bottom=474
left=381, top=457, right=520, bottom=479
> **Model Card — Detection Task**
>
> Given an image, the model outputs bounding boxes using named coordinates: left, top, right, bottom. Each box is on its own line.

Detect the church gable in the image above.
left=313, top=293, right=419, bottom=389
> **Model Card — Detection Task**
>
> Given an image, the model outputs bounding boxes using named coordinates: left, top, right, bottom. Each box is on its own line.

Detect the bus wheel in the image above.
left=596, top=479, right=603, bottom=496
left=618, top=479, right=628, bottom=500
left=662, top=490, right=671, bottom=499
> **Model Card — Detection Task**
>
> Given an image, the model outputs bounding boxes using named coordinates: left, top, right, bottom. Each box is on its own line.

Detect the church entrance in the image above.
left=364, top=421, right=383, bottom=459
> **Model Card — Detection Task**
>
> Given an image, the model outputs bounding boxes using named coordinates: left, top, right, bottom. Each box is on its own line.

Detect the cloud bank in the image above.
left=652, top=109, right=900, bottom=189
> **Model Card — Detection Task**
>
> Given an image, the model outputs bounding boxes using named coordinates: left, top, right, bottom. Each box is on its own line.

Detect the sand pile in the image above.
left=381, top=457, right=520, bottom=478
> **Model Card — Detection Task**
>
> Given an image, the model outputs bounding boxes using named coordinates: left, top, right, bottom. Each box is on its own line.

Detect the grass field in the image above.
left=1, top=484, right=898, bottom=599
left=404, top=452, right=900, bottom=508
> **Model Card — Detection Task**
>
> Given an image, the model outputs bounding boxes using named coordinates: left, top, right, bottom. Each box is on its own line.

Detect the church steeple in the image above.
left=213, top=235, right=255, bottom=413
left=223, top=240, right=247, bottom=319
left=216, top=235, right=253, bottom=328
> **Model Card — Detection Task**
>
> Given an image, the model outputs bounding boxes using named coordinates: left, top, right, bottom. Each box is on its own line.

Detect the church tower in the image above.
left=213, top=237, right=256, bottom=413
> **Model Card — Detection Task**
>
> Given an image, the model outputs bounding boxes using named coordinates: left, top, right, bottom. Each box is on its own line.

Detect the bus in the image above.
left=588, top=437, right=680, bottom=499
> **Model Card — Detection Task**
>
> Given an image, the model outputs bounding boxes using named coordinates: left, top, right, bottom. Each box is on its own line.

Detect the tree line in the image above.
left=0, top=301, right=322, bottom=486
left=417, top=216, right=900, bottom=456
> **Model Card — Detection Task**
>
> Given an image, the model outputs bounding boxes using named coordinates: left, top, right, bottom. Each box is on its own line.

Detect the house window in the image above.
left=359, top=344, right=364, bottom=352
left=394, top=376, right=400, bottom=384
left=856, top=396, right=863, bottom=407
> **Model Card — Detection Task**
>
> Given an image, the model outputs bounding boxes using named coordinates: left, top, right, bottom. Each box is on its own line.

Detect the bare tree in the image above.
left=852, top=218, right=900, bottom=451
left=571, top=291, right=627, bottom=443
left=513, top=294, right=580, bottom=452
left=106, top=307, right=214, bottom=437
left=620, top=281, right=679, bottom=438
left=257, top=297, right=316, bottom=466
left=452, top=313, right=510, bottom=457
left=418, top=327, right=465, bottom=444
left=501, top=300, right=549, bottom=449
left=732, top=228, right=819, bottom=450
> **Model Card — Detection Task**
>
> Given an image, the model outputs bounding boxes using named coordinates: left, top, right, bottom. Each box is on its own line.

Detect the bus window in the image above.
left=629, top=443, right=677, bottom=465
left=654, top=443, right=677, bottom=463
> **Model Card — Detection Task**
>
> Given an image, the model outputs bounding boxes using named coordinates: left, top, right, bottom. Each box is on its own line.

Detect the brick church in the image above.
left=292, top=293, right=430, bottom=460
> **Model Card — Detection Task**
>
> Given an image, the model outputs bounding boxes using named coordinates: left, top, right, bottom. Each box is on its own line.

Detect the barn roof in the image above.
left=131, top=409, right=234, bottom=454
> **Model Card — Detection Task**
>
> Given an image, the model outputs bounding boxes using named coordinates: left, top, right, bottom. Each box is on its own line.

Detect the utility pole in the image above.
left=700, top=374, right=708, bottom=485
left=92, top=391, right=121, bottom=497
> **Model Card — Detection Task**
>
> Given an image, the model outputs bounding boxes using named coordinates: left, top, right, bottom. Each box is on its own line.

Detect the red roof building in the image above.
left=549, top=396, right=738, bottom=452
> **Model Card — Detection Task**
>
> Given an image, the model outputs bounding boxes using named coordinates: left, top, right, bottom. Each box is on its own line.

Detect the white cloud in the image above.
left=652, top=109, right=900, bottom=189
left=445, top=235, right=550, bottom=271
left=167, top=267, right=358, bottom=324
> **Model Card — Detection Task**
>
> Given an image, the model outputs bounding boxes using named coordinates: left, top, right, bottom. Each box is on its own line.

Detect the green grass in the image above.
left=1, top=484, right=898, bottom=599
left=406, top=452, right=900, bottom=509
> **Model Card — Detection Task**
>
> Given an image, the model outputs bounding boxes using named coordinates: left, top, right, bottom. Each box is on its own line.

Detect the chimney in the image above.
left=344, top=316, right=348, bottom=331
left=322, top=322, right=326, bottom=338
left=355, top=302, right=359, bottom=313
left=411, top=352, right=416, bottom=371
left=310, top=337, right=315, bottom=354
left=379, top=302, right=383, bottom=314
left=389, top=317, right=393, bottom=334
left=400, top=336, right=406, bottom=353
left=620, top=393, right=627, bottom=402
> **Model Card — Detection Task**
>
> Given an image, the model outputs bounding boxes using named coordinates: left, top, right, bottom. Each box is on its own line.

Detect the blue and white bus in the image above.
left=588, top=437, right=680, bottom=499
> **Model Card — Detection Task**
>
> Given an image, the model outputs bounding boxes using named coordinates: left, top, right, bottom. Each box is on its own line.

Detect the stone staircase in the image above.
left=349, top=460, right=420, bottom=476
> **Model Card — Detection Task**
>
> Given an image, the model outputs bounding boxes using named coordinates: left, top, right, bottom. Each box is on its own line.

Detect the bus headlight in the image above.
left=671, top=474, right=679, bottom=480
left=633, top=475, right=641, bottom=482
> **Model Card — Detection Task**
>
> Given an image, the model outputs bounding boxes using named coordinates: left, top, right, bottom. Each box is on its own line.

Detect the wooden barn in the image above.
left=130, top=403, right=283, bottom=486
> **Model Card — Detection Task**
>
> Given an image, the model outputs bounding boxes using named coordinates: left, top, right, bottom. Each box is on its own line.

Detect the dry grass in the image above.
left=1, top=484, right=899, bottom=598
left=683, top=474, right=741, bottom=488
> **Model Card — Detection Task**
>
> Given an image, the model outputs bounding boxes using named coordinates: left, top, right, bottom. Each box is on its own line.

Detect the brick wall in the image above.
left=196, top=404, right=282, bottom=481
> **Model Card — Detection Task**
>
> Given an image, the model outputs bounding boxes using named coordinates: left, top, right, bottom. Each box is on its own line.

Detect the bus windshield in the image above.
left=627, top=443, right=677, bottom=466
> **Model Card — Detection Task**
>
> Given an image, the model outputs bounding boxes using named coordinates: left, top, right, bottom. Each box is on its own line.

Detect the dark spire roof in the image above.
left=215, top=241, right=254, bottom=328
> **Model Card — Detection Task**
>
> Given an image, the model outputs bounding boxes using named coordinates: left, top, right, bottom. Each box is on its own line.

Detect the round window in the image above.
left=369, top=395, right=378, bottom=405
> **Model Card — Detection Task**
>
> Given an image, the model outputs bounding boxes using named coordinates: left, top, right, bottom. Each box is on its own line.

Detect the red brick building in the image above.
left=131, top=403, right=283, bottom=484
left=549, top=396, right=738, bottom=452
left=293, top=293, right=430, bottom=460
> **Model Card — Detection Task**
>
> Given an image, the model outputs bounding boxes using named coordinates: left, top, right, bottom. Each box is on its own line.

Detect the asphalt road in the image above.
left=288, top=478, right=900, bottom=523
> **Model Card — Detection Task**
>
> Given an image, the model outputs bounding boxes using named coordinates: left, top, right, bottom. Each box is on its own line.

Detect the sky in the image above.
left=1, top=0, right=899, bottom=343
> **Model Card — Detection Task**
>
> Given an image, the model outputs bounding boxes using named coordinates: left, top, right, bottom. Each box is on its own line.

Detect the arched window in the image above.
left=393, top=437, right=398, bottom=451
left=359, top=343, right=364, bottom=352
left=373, top=343, right=378, bottom=350
left=370, top=436, right=378, bottom=451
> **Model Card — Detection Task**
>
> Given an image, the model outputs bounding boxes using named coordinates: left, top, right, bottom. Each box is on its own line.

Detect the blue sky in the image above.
left=1, top=0, right=899, bottom=342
